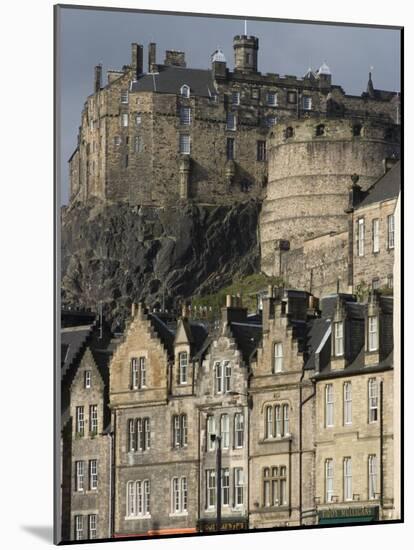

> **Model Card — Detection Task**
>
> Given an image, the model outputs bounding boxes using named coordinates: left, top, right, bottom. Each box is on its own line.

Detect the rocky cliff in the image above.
left=61, top=200, right=261, bottom=329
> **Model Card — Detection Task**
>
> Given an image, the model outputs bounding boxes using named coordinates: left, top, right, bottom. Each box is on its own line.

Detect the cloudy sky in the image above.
left=57, top=6, right=401, bottom=205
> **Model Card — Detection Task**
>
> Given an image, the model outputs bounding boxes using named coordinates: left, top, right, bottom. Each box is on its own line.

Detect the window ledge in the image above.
left=124, top=515, right=151, bottom=521
left=261, top=435, right=292, bottom=444
left=169, top=512, right=189, bottom=518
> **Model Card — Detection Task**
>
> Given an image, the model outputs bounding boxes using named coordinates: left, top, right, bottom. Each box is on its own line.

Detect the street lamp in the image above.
left=210, top=434, right=222, bottom=532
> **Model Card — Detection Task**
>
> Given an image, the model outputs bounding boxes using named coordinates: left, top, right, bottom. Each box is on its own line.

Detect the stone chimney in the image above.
left=164, top=50, right=186, bottom=67
left=131, top=43, right=144, bottom=79
left=148, top=42, right=157, bottom=72
left=94, top=64, right=102, bottom=93
left=221, top=295, right=247, bottom=324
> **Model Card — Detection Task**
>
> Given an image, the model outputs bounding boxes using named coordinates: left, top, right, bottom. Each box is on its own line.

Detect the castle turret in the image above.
left=233, top=35, right=259, bottom=73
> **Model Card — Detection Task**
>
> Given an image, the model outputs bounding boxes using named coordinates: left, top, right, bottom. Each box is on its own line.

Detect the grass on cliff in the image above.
left=190, top=273, right=284, bottom=314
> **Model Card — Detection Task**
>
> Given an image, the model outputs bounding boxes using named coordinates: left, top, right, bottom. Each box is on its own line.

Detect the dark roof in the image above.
left=61, top=324, right=93, bottom=377
left=148, top=313, right=175, bottom=358
left=188, top=321, right=209, bottom=356
left=320, top=294, right=357, bottom=319
left=356, top=161, right=400, bottom=209
left=131, top=66, right=215, bottom=97
left=229, top=322, right=262, bottom=364
left=304, top=317, right=331, bottom=370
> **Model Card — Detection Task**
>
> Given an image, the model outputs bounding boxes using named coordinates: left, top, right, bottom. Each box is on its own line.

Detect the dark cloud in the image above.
left=58, top=7, right=401, bottom=204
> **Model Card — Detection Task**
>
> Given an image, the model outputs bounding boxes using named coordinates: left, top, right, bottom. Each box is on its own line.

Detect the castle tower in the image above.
left=260, top=117, right=400, bottom=276
left=233, top=35, right=259, bottom=73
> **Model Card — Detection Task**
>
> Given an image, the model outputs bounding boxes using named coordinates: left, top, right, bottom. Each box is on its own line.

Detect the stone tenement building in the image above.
left=61, top=288, right=397, bottom=541
left=68, top=34, right=400, bottom=209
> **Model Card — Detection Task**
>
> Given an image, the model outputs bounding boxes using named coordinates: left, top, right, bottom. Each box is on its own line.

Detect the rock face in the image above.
left=61, top=200, right=261, bottom=330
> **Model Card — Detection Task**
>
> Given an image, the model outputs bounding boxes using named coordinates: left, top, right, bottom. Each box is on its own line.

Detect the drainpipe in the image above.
left=380, top=380, right=384, bottom=515
left=299, top=371, right=316, bottom=525
left=108, top=431, right=113, bottom=538
left=110, top=410, right=116, bottom=537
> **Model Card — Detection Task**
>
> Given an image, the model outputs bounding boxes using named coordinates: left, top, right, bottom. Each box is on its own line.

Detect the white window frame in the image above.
left=343, top=382, right=352, bottom=425
left=224, top=361, right=231, bottom=392
left=121, top=113, right=129, bottom=127
left=283, top=404, right=290, bottom=436
left=143, top=480, right=150, bottom=515
left=121, top=90, right=129, bottom=104
left=257, top=140, right=267, bottom=161
left=226, top=112, right=236, bottom=131
left=128, top=419, right=136, bottom=451
left=207, top=415, right=216, bottom=451
left=368, top=378, right=379, bottom=423
left=75, top=515, right=84, bottom=540
left=131, top=358, right=138, bottom=389
left=334, top=321, right=344, bottom=357
left=172, top=477, right=180, bottom=513
left=325, top=459, right=334, bottom=503
left=231, top=91, right=240, bottom=105
left=275, top=405, right=282, bottom=437
left=357, top=218, right=365, bottom=256
left=368, top=316, right=379, bottom=352
left=234, top=413, right=244, bottom=448
left=135, top=114, right=142, bottom=126
left=127, top=481, right=136, bottom=517
left=182, top=414, right=188, bottom=447
left=76, top=460, right=84, bottom=492
left=139, top=357, right=146, bottom=388
left=76, top=406, right=84, bottom=435
left=303, top=96, right=312, bottom=110
left=388, top=214, right=395, bottom=249
left=173, top=415, right=181, bottom=448
left=222, top=468, right=230, bottom=506
left=88, top=514, right=97, bottom=539
left=215, top=361, right=223, bottom=394
left=180, top=106, right=191, bottom=125
left=206, top=470, right=216, bottom=509
left=181, top=477, right=188, bottom=512
left=273, top=342, right=283, bottom=373
left=266, top=91, right=278, bottom=106
left=179, top=352, right=188, bottom=384
left=180, top=84, right=190, bottom=98
left=325, top=384, right=334, bottom=427
left=179, top=134, right=191, bottom=155
left=344, top=457, right=352, bottom=501
left=265, top=406, right=273, bottom=439
left=220, top=414, right=230, bottom=449
left=280, top=466, right=287, bottom=506
left=134, top=135, right=143, bottom=153
left=90, top=404, right=98, bottom=434
left=368, top=455, right=377, bottom=500
left=84, top=370, right=91, bottom=389
left=372, top=218, right=380, bottom=253
left=89, top=459, right=98, bottom=490
left=234, top=468, right=244, bottom=507
left=144, top=417, right=151, bottom=450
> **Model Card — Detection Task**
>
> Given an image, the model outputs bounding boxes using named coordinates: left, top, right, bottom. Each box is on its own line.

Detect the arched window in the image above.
left=180, top=84, right=190, bottom=98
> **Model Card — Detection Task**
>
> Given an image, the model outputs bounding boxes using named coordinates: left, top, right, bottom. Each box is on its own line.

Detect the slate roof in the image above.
left=61, top=324, right=94, bottom=378
left=304, top=317, right=331, bottom=370
left=189, top=321, right=209, bottom=356
left=148, top=313, right=175, bottom=358
left=131, top=66, right=216, bottom=97
left=356, top=161, right=400, bottom=209
left=229, top=322, right=262, bottom=364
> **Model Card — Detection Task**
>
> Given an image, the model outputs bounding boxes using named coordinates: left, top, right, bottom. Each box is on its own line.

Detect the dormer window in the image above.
left=180, top=84, right=190, bottom=98
left=178, top=352, right=188, bottom=384
left=273, top=343, right=283, bottom=373
left=334, top=321, right=344, bottom=356
left=368, top=316, right=379, bottom=352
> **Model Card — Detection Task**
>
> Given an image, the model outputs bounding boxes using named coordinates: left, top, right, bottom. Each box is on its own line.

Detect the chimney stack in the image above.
left=148, top=42, right=157, bottom=72
left=94, top=64, right=102, bottom=93
left=131, top=43, right=144, bottom=79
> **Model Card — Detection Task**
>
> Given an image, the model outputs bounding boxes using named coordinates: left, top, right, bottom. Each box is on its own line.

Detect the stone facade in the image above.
left=68, top=35, right=400, bottom=209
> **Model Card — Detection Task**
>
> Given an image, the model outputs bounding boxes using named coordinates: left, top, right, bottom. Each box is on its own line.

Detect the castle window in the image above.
left=180, top=107, right=191, bottom=125
left=232, top=91, right=240, bottom=105
left=134, top=135, right=143, bottom=153
left=343, top=382, right=352, bottom=425
left=222, top=468, right=230, bottom=505
left=114, top=136, right=121, bottom=146
left=368, top=455, right=378, bottom=500
left=220, top=414, right=230, bottom=449
left=76, top=406, right=84, bottom=436
left=75, top=516, right=84, bottom=540
left=273, top=342, right=283, bottom=372
left=334, top=321, right=344, bottom=357
left=121, top=90, right=129, bottom=104
left=267, top=92, right=278, bottom=106
left=325, top=384, right=334, bottom=427
left=88, top=515, right=97, bottom=539
left=315, top=123, right=325, bottom=136
left=180, top=84, right=190, bottom=98
left=263, top=466, right=287, bottom=507
left=126, top=480, right=150, bottom=517
left=257, top=140, right=267, bottom=161
left=226, top=137, right=235, bottom=160
left=84, top=370, right=91, bottom=389
left=234, top=468, right=244, bottom=507
left=234, top=413, right=244, bottom=448
left=353, top=124, right=362, bottom=137
left=285, top=126, right=294, bottom=139
left=357, top=218, right=365, bottom=256
left=89, top=459, right=98, bottom=490
left=325, top=459, right=334, bottom=502
left=179, top=134, right=191, bottom=154
left=372, top=218, right=380, bottom=253
left=121, top=113, right=129, bottom=127
left=75, top=460, right=84, bottom=491
left=206, top=470, right=216, bottom=508
left=171, top=477, right=188, bottom=513
left=128, top=417, right=151, bottom=451
left=343, top=457, right=352, bottom=501
left=131, top=357, right=146, bottom=389
left=368, top=378, right=379, bottom=422
left=178, top=352, right=188, bottom=384
left=287, top=91, right=297, bottom=104
left=303, top=96, right=312, bottom=110
left=226, top=112, right=236, bottom=131
left=387, top=214, right=395, bottom=249
left=90, top=404, right=98, bottom=434
left=368, top=316, right=379, bottom=352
